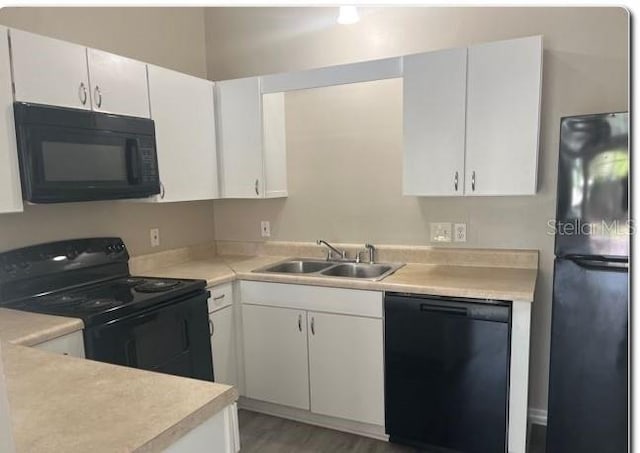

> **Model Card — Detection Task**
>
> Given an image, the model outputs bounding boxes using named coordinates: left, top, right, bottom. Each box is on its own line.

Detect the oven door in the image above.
left=14, top=103, right=160, bottom=203
left=83, top=292, right=214, bottom=382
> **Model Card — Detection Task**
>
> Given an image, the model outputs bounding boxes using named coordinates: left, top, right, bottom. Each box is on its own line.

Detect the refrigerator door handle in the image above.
left=572, top=258, right=628, bottom=271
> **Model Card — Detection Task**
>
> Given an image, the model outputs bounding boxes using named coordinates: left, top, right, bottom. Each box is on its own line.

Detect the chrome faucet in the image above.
left=364, top=243, right=376, bottom=264
left=316, top=240, right=347, bottom=261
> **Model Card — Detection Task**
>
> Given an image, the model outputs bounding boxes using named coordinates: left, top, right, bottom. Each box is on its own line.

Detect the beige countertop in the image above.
left=0, top=308, right=84, bottom=346
left=0, top=294, right=238, bottom=452
left=2, top=342, right=238, bottom=453
left=0, top=244, right=536, bottom=451
left=143, top=254, right=537, bottom=302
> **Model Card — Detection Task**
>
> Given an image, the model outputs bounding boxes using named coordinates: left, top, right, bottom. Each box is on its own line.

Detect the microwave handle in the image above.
left=126, top=139, right=142, bottom=185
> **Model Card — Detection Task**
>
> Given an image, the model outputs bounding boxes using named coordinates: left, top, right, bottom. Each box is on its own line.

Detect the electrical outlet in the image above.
left=430, top=222, right=452, bottom=242
left=454, top=223, right=467, bottom=242
left=150, top=228, right=160, bottom=247
left=260, top=221, right=271, bottom=238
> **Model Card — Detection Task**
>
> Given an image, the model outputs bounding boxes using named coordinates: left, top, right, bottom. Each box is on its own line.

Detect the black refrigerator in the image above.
left=546, top=112, right=629, bottom=453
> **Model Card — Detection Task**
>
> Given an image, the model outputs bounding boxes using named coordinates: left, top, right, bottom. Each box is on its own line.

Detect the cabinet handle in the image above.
left=213, top=294, right=225, bottom=301
left=254, top=179, right=260, bottom=196
left=94, top=85, right=102, bottom=108
left=298, top=314, right=302, bottom=332
left=310, top=317, right=315, bottom=335
left=454, top=171, right=459, bottom=192
left=160, top=182, right=165, bottom=199
left=209, top=319, right=214, bottom=337
left=78, top=82, right=87, bottom=105
left=471, top=171, right=476, bottom=192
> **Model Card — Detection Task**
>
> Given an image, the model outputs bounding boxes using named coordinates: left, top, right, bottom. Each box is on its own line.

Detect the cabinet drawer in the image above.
left=208, top=282, right=233, bottom=312
left=240, top=281, right=382, bottom=318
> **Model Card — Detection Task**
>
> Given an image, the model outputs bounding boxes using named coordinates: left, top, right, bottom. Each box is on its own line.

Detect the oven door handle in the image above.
left=182, top=318, right=191, bottom=351
left=125, top=338, right=138, bottom=367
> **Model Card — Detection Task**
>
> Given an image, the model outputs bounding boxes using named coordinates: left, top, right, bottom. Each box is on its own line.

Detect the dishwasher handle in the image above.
left=386, top=294, right=510, bottom=323
left=420, top=303, right=468, bottom=317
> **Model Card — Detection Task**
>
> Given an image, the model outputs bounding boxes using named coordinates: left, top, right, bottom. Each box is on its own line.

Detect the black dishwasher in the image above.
left=384, top=293, right=511, bottom=453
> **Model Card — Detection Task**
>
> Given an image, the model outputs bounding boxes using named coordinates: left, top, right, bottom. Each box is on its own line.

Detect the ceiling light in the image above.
left=337, top=6, right=359, bottom=25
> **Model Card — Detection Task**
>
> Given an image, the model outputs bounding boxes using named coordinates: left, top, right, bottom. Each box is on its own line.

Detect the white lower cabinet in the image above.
left=165, top=402, right=240, bottom=453
left=210, top=306, right=237, bottom=386
left=242, top=304, right=310, bottom=410
left=240, top=281, right=384, bottom=426
left=33, top=330, right=85, bottom=358
left=208, top=283, right=237, bottom=386
left=307, top=311, right=384, bottom=425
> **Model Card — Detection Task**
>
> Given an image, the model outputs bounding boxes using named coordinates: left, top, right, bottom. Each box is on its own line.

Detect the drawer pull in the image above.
left=213, top=294, right=226, bottom=301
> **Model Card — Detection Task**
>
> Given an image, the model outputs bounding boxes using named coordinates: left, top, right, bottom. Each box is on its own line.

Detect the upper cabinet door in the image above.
left=216, top=77, right=264, bottom=198
left=10, top=29, right=91, bottom=110
left=87, top=48, right=150, bottom=118
left=465, top=35, right=543, bottom=196
left=262, top=92, right=288, bottom=198
left=403, top=48, right=467, bottom=196
left=0, top=27, right=22, bottom=214
left=148, top=65, right=218, bottom=202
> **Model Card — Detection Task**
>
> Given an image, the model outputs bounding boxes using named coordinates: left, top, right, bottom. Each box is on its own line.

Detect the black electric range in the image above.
left=0, top=237, right=214, bottom=382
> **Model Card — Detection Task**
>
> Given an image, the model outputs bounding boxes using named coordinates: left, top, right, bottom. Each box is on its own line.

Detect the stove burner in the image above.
left=135, top=280, right=182, bottom=293
left=40, top=294, right=87, bottom=307
left=81, top=298, right=120, bottom=310
left=117, top=278, right=147, bottom=287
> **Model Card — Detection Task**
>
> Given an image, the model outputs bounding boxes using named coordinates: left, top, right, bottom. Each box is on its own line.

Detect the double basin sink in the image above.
left=253, top=258, right=404, bottom=281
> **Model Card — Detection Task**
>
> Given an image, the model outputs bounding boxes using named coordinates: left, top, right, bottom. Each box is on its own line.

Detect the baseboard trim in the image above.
left=238, top=397, right=389, bottom=441
left=240, top=398, right=547, bottom=437
left=528, top=408, right=548, bottom=426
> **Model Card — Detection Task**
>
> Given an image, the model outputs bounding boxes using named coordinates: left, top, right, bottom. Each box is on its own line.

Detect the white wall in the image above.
left=204, top=6, right=629, bottom=412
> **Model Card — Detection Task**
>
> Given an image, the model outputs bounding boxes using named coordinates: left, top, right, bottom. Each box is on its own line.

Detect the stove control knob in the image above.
left=3, top=264, right=16, bottom=274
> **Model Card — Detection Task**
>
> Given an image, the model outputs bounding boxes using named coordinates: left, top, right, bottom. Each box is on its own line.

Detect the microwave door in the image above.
left=17, top=125, right=159, bottom=203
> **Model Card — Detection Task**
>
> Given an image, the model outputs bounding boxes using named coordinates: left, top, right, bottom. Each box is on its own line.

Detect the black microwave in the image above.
left=13, top=102, right=160, bottom=203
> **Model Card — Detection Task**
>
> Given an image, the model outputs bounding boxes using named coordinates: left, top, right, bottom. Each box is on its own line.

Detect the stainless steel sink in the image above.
left=253, top=258, right=404, bottom=281
left=260, top=260, right=333, bottom=274
left=320, top=263, right=392, bottom=279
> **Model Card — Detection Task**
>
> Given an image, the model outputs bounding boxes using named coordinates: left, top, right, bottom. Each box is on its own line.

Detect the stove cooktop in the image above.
left=3, top=276, right=207, bottom=328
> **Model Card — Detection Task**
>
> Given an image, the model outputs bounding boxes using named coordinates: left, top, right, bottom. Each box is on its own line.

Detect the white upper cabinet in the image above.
left=10, top=29, right=91, bottom=110
left=465, top=35, right=542, bottom=196
left=262, top=92, right=288, bottom=198
left=215, top=77, right=288, bottom=199
left=147, top=65, right=218, bottom=202
left=87, top=48, right=150, bottom=118
left=216, top=77, right=264, bottom=198
left=10, top=30, right=150, bottom=118
left=0, top=27, right=22, bottom=214
left=403, top=47, right=468, bottom=196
